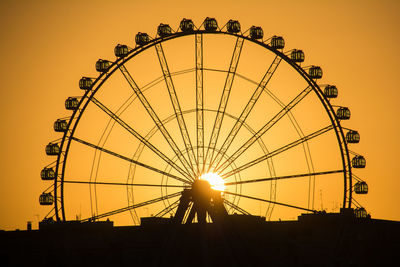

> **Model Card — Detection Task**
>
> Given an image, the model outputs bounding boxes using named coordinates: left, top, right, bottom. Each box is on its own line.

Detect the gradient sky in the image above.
left=0, top=0, right=399, bottom=230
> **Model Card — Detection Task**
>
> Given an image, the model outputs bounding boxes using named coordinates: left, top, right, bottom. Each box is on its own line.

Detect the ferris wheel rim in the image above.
left=48, top=25, right=352, bottom=223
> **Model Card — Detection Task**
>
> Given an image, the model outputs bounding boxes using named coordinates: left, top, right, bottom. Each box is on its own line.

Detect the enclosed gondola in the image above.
left=354, top=207, right=368, bottom=218
left=290, top=49, right=305, bottom=63
left=204, top=17, right=218, bottom=31
left=270, top=36, right=285, bottom=49
left=39, top=193, right=54, bottom=206
left=79, top=77, right=93, bottom=90
left=336, top=107, right=351, bottom=120
left=114, top=44, right=129, bottom=58
left=95, top=59, right=111, bottom=73
left=227, top=20, right=241, bottom=33
left=352, top=155, right=366, bottom=168
left=308, top=66, right=323, bottom=79
left=65, top=97, right=79, bottom=110
left=45, top=143, right=60, bottom=156
left=324, top=85, right=338, bottom=98
left=250, top=26, right=263, bottom=39
left=54, top=119, right=68, bottom=132
left=180, top=18, right=194, bottom=32
left=41, top=167, right=55, bottom=180
left=135, top=32, right=150, bottom=46
left=158, top=24, right=172, bottom=37
left=346, top=130, right=360, bottom=143
left=354, top=181, right=368, bottom=194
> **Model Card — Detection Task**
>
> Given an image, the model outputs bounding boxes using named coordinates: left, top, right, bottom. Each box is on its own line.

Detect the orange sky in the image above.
left=1, top=0, right=400, bottom=230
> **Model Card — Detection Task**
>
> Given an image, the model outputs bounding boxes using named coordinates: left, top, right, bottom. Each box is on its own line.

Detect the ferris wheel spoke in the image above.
left=223, top=199, right=252, bottom=215
left=195, top=33, right=205, bottom=175
left=43, top=206, right=57, bottom=220
left=223, top=191, right=317, bottom=213
left=221, top=125, right=334, bottom=179
left=63, top=180, right=186, bottom=188
left=154, top=198, right=180, bottom=217
left=225, top=169, right=344, bottom=186
left=232, top=72, right=316, bottom=211
left=205, top=37, right=244, bottom=172
left=90, top=97, right=192, bottom=179
left=216, top=85, right=313, bottom=173
left=70, top=136, right=189, bottom=184
left=351, top=197, right=363, bottom=208
left=155, top=43, right=198, bottom=175
left=210, top=55, right=282, bottom=169
left=80, top=191, right=182, bottom=222
left=118, top=64, right=196, bottom=180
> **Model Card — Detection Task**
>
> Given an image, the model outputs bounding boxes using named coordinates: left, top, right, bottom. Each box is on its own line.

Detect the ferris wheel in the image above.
left=40, top=18, right=368, bottom=225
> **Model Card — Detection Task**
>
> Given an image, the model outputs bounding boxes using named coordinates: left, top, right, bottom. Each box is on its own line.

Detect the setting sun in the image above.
left=199, top=172, right=226, bottom=191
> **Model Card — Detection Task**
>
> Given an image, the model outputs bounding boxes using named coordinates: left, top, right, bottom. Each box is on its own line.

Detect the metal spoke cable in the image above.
left=155, top=42, right=198, bottom=176
left=211, top=55, right=282, bottom=170
left=90, top=96, right=191, bottom=180
left=63, top=180, right=186, bottom=188
left=70, top=136, right=188, bottom=184
left=204, top=37, right=244, bottom=172
left=233, top=70, right=317, bottom=211
left=118, top=64, right=195, bottom=180
left=351, top=197, right=363, bottom=208
left=89, top=91, right=143, bottom=219
left=225, top=169, right=344, bottom=186
left=44, top=206, right=56, bottom=220
left=223, top=199, right=251, bottom=215
left=216, top=85, right=313, bottom=174
left=81, top=191, right=182, bottom=222
left=154, top=198, right=181, bottom=217
left=223, top=191, right=317, bottom=213
left=221, top=125, right=334, bottom=179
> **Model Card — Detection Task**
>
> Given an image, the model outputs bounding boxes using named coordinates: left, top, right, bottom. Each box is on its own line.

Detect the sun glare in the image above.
left=199, top=172, right=225, bottom=191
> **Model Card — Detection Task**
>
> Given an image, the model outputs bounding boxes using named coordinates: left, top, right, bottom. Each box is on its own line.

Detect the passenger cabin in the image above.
left=270, top=36, right=285, bottom=49
left=346, top=130, right=360, bottom=143
left=352, top=155, right=366, bottom=168
left=204, top=17, right=218, bottom=31
left=336, top=107, right=351, bottom=120
left=324, top=85, right=338, bottom=98
left=250, top=26, right=263, bottom=39
left=54, top=119, right=68, bottom=132
left=46, top=143, right=60, bottom=156
left=180, top=18, right=194, bottom=32
left=135, top=32, right=150, bottom=46
left=158, top=24, right=172, bottom=37
left=290, top=50, right=305, bottom=63
left=114, top=44, right=129, bottom=58
left=354, top=207, right=368, bottom=218
left=354, top=181, right=368, bottom=194
left=65, top=97, right=79, bottom=110
left=308, top=66, right=323, bottom=79
left=95, top=59, right=111, bottom=73
left=41, top=167, right=55, bottom=180
left=79, top=77, right=93, bottom=90
left=227, top=20, right=241, bottom=33
left=39, top=193, right=54, bottom=206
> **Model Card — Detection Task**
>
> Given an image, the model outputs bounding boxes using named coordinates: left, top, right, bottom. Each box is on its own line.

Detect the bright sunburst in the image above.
left=199, top=172, right=225, bottom=191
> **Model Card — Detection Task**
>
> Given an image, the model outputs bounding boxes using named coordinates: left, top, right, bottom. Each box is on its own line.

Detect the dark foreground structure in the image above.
left=2, top=212, right=399, bottom=267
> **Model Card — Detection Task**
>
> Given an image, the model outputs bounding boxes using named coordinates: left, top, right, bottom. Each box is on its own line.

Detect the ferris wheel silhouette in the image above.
left=40, top=17, right=368, bottom=225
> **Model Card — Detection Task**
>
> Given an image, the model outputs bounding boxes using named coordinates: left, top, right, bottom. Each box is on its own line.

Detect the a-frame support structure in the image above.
left=173, top=180, right=228, bottom=224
